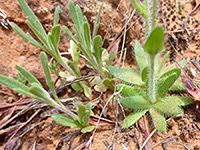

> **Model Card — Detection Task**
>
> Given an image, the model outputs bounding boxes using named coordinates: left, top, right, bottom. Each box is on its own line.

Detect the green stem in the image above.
left=148, top=55, right=157, bottom=104
left=152, top=0, right=158, bottom=29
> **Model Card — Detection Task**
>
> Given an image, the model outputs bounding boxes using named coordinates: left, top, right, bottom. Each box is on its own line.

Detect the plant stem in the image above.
left=148, top=54, right=157, bottom=104
left=152, top=0, right=158, bottom=29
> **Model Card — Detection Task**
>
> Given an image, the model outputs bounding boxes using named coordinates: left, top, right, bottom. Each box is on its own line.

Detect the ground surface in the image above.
left=0, top=0, right=200, bottom=149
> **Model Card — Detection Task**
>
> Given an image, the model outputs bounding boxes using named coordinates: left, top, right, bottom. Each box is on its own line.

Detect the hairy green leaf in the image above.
left=157, top=68, right=181, bottom=98
left=63, top=26, right=78, bottom=44
left=10, top=22, right=47, bottom=52
left=134, top=41, right=148, bottom=71
left=81, top=125, right=95, bottom=133
left=69, top=0, right=80, bottom=30
left=51, top=114, right=82, bottom=128
left=120, top=96, right=151, bottom=109
left=152, top=101, right=183, bottom=115
left=16, top=65, right=41, bottom=86
left=141, top=66, right=149, bottom=82
left=162, top=96, right=195, bottom=106
left=29, top=83, right=56, bottom=106
left=26, top=20, right=49, bottom=50
left=107, top=66, right=143, bottom=86
left=160, top=59, right=188, bottom=76
left=77, top=103, right=92, bottom=126
left=149, top=108, right=166, bottom=133
left=93, top=3, right=103, bottom=38
left=84, top=22, right=91, bottom=52
left=144, top=26, right=164, bottom=55
left=18, top=0, right=46, bottom=36
left=0, top=75, right=29, bottom=92
left=53, top=6, right=60, bottom=26
left=116, top=84, right=145, bottom=97
left=49, top=25, right=61, bottom=50
left=93, top=35, right=103, bottom=62
left=122, top=109, right=147, bottom=128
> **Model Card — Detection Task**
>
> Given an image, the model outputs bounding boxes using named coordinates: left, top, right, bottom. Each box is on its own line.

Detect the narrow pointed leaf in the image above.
left=10, top=22, right=47, bottom=52
left=63, top=25, right=78, bottom=44
left=158, top=68, right=181, bottom=98
left=49, top=25, right=61, bottom=50
left=93, top=3, right=103, bottom=38
left=107, top=66, right=144, bottom=86
left=84, top=22, right=91, bottom=51
left=116, top=84, right=145, bottom=97
left=29, top=83, right=56, bottom=106
left=40, top=52, right=54, bottom=91
left=153, top=101, right=183, bottom=115
left=14, top=88, right=49, bottom=104
left=0, top=75, right=29, bottom=92
left=134, top=41, right=148, bottom=71
left=16, top=65, right=41, bottom=86
left=162, top=96, right=195, bottom=106
left=120, top=96, right=151, bottom=109
left=149, top=108, right=166, bottom=133
left=53, top=6, right=60, bottom=26
left=26, top=21, right=49, bottom=49
left=144, top=26, right=164, bottom=55
left=122, top=109, right=147, bottom=128
left=18, top=0, right=46, bottom=36
left=69, top=0, right=80, bottom=29
left=51, top=114, right=82, bottom=128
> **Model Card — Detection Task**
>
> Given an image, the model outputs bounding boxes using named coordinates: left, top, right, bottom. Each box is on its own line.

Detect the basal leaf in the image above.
left=81, top=125, right=95, bottom=133
left=107, top=66, right=144, bottom=86
left=141, top=66, right=149, bottom=82
left=116, top=84, right=145, bottom=97
left=134, top=41, right=147, bottom=71
left=144, top=26, right=164, bottom=55
left=122, top=109, right=147, bottom=128
left=29, top=83, right=56, bottom=106
left=84, top=22, right=91, bottom=52
left=149, top=108, right=166, bottom=133
left=51, top=113, right=82, bottom=128
left=40, top=52, right=54, bottom=91
left=18, top=0, right=46, bottom=36
left=162, top=96, right=195, bottom=106
left=159, top=59, right=188, bottom=76
left=83, top=84, right=91, bottom=98
left=93, top=35, right=103, bottom=61
left=169, top=80, right=185, bottom=91
left=10, top=22, right=47, bottom=52
left=69, top=0, right=80, bottom=30
left=120, top=96, right=151, bottom=109
left=157, top=68, right=181, bottom=98
left=53, top=6, right=60, bottom=26
left=0, top=75, right=29, bottom=92
left=63, top=26, right=78, bottom=44
left=93, top=3, right=103, bottom=38
left=16, top=65, right=41, bottom=86
left=49, top=25, right=61, bottom=50
left=26, top=21, right=49, bottom=50
left=152, top=101, right=183, bottom=115
left=77, top=104, right=91, bottom=126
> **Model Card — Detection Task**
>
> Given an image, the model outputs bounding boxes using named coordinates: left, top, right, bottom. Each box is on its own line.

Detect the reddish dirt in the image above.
left=0, top=0, right=200, bottom=150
